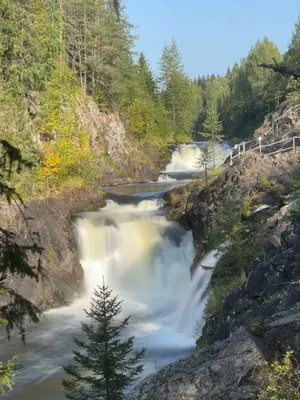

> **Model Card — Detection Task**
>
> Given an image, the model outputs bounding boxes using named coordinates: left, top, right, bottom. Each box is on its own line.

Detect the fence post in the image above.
left=258, top=136, right=262, bottom=154
left=230, top=150, right=233, bottom=167
left=243, top=141, right=246, bottom=154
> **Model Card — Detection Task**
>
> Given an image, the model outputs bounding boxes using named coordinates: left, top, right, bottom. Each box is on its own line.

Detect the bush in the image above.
left=205, top=212, right=269, bottom=316
left=257, top=351, right=300, bottom=399
left=256, top=175, right=284, bottom=194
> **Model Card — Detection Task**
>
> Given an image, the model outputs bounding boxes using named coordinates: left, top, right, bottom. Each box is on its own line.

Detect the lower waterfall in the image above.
left=75, top=199, right=212, bottom=338
left=2, top=198, right=218, bottom=400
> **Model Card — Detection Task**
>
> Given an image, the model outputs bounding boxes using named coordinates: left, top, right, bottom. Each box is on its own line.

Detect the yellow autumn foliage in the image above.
left=39, top=151, right=61, bottom=180
left=257, top=351, right=300, bottom=399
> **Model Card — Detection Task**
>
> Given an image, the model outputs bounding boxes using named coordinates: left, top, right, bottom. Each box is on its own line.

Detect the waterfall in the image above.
left=159, top=142, right=231, bottom=181
left=74, top=198, right=217, bottom=349
left=1, top=198, right=220, bottom=399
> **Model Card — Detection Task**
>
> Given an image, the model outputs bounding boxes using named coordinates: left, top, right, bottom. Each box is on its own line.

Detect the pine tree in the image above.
left=62, top=282, right=146, bottom=400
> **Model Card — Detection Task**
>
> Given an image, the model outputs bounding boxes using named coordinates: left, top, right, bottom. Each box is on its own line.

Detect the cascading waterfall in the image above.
left=158, top=142, right=231, bottom=181
left=75, top=198, right=213, bottom=342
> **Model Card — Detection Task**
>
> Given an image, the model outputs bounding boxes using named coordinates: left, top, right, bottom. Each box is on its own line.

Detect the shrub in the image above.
left=205, top=212, right=269, bottom=317
left=257, top=351, right=300, bottom=399
left=256, top=175, right=284, bottom=194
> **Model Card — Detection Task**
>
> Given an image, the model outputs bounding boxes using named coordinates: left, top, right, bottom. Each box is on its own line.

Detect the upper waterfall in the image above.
left=159, top=142, right=231, bottom=181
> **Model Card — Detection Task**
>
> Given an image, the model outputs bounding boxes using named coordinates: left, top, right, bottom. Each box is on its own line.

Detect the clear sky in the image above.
left=126, top=0, right=300, bottom=79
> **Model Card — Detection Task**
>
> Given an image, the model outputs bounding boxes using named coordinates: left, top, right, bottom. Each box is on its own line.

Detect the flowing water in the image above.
left=159, top=141, right=231, bottom=178
left=1, top=142, right=227, bottom=399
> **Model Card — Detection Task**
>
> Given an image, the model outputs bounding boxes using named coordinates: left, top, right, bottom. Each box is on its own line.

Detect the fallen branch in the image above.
left=258, top=60, right=300, bottom=79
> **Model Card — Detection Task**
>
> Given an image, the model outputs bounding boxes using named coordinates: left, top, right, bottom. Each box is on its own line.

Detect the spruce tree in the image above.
left=0, top=139, right=43, bottom=393
left=202, top=104, right=223, bottom=167
left=62, top=282, right=146, bottom=400
left=203, top=105, right=223, bottom=142
left=158, top=39, right=200, bottom=140
left=195, top=144, right=214, bottom=187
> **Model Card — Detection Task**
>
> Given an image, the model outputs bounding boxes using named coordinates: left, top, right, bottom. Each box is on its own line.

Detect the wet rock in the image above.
left=126, top=327, right=264, bottom=400
left=264, top=306, right=300, bottom=360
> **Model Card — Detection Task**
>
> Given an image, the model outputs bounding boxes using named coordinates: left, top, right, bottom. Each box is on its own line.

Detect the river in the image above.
left=1, top=142, right=230, bottom=399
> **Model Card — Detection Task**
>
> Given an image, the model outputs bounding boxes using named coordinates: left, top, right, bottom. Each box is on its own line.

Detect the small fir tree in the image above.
left=63, top=281, right=146, bottom=400
left=202, top=104, right=223, bottom=166
left=196, top=144, right=214, bottom=187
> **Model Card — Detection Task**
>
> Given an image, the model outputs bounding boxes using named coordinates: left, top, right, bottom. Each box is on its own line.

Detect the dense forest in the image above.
left=1, top=1, right=300, bottom=194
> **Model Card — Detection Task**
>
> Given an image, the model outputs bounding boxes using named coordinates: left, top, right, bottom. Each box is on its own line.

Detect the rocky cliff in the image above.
left=70, top=96, right=169, bottom=185
left=2, top=187, right=107, bottom=310
left=129, top=104, right=300, bottom=399
left=2, top=94, right=169, bottom=311
left=166, top=151, right=296, bottom=251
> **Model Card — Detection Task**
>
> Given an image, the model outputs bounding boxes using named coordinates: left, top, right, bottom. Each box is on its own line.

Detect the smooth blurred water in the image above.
left=1, top=142, right=225, bottom=399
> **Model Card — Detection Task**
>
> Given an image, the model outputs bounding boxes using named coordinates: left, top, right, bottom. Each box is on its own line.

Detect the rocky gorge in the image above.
left=3, top=99, right=300, bottom=399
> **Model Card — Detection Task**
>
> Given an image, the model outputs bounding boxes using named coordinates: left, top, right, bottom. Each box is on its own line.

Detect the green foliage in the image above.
left=205, top=205, right=269, bottom=316
left=291, top=177, right=300, bottom=199
left=63, top=0, right=136, bottom=110
left=38, top=64, right=95, bottom=188
left=0, top=358, right=17, bottom=394
left=0, top=0, right=61, bottom=95
left=63, top=282, right=145, bottom=400
left=285, top=15, right=300, bottom=70
left=159, top=39, right=201, bottom=140
left=205, top=272, right=246, bottom=317
left=0, top=141, right=43, bottom=393
left=257, top=351, right=300, bottom=399
left=289, top=178, right=300, bottom=222
left=256, top=175, right=284, bottom=194
left=195, top=143, right=215, bottom=186
left=203, top=105, right=223, bottom=141
left=196, top=37, right=285, bottom=140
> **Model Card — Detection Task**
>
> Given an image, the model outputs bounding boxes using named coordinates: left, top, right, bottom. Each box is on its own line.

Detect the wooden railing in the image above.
left=260, top=104, right=300, bottom=137
left=230, top=135, right=300, bottom=166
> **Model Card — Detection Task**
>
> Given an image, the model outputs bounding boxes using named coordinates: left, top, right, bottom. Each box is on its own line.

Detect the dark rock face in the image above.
left=167, top=152, right=296, bottom=251
left=2, top=188, right=106, bottom=310
left=127, top=327, right=263, bottom=400
left=199, top=220, right=300, bottom=361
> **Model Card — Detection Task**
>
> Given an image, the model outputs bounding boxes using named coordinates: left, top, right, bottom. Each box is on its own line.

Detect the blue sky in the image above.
left=126, top=0, right=300, bottom=78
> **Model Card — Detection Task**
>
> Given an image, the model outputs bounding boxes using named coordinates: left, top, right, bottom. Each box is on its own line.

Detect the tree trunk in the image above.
left=83, top=0, right=87, bottom=96
left=205, top=168, right=208, bottom=187
left=59, top=0, right=63, bottom=63
left=212, top=132, right=216, bottom=168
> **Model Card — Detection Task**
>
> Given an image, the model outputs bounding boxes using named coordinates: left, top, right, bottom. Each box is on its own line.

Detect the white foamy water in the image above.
left=157, top=174, right=177, bottom=182
left=2, top=198, right=219, bottom=399
left=157, top=142, right=231, bottom=182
